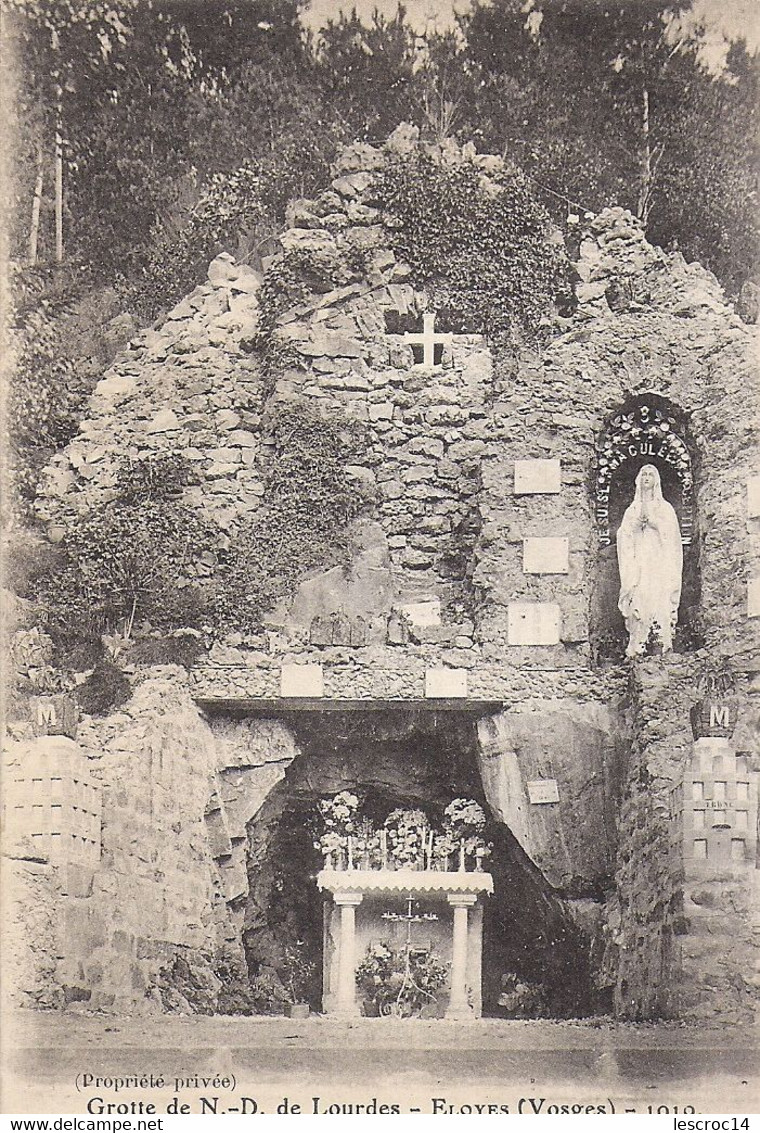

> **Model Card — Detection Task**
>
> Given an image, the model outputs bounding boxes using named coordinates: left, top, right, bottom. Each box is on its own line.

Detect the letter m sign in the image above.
left=36, top=700, right=57, bottom=728
left=709, top=704, right=730, bottom=729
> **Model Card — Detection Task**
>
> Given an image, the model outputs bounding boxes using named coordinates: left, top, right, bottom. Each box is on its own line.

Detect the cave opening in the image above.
left=239, top=709, right=597, bottom=1018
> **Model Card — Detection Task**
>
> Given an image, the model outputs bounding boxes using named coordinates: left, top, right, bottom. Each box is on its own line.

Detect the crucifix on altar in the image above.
left=404, top=311, right=452, bottom=372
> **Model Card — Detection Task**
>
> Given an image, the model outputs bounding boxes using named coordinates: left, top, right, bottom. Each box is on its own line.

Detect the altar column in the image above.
left=334, top=890, right=363, bottom=1018
left=447, top=893, right=477, bottom=1019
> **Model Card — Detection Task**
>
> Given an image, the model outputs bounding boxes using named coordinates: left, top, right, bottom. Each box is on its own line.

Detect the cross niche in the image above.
left=404, top=312, right=452, bottom=372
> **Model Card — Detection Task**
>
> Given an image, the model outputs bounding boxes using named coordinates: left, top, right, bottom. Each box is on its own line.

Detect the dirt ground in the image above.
left=2, top=1011, right=758, bottom=1115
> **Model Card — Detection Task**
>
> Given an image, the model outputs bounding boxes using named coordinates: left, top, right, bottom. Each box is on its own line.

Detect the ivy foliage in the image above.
left=244, top=251, right=311, bottom=391
left=248, top=242, right=370, bottom=392
left=37, top=455, right=216, bottom=650
left=75, top=658, right=132, bottom=717
left=377, top=153, right=568, bottom=339
left=210, top=404, right=372, bottom=633
left=116, top=451, right=198, bottom=503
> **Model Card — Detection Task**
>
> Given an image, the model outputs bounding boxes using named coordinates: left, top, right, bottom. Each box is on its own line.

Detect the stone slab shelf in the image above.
left=196, top=697, right=503, bottom=717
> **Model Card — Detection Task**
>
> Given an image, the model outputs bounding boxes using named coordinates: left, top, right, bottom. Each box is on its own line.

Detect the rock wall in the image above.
left=36, top=131, right=759, bottom=671
left=23, top=127, right=760, bottom=1020
left=207, top=717, right=299, bottom=908
left=602, top=659, right=695, bottom=1019
left=3, top=672, right=303, bottom=1014
left=2, top=858, right=63, bottom=1011
left=476, top=699, right=628, bottom=893
left=59, top=672, right=229, bottom=1011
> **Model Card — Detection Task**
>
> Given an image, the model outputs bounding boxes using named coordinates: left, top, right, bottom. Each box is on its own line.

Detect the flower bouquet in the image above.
left=443, top=798, right=492, bottom=870
left=355, top=940, right=447, bottom=1017
left=314, top=791, right=360, bottom=867
left=384, top=808, right=429, bottom=870
left=352, top=815, right=381, bottom=869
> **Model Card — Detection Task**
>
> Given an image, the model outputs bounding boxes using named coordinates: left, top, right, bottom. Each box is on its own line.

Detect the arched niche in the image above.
left=591, top=395, right=702, bottom=660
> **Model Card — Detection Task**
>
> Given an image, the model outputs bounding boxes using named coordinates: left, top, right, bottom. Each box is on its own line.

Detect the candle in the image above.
left=459, top=840, right=466, bottom=872
left=381, top=829, right=388, bottom=869
left=347, top=835, right=353, bottom=871
left=427, top=830, right=434, bottom=869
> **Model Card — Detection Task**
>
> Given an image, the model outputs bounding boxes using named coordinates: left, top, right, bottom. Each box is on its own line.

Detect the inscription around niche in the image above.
left=595, top=404, right=693, bottom=547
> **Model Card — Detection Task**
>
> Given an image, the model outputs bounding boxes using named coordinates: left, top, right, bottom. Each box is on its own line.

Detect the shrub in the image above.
left=75, top=658, right=131, bottom=717
left=128, top=632, right=206, bottom=669
left=38, top=499, right=216, bottom=650
left=116, top=453, right=199, bottom=504
left=214, top=950, right=255, bottom=1016
left=248, top=971, right=288, bottom=1016
left=123, top=165, right=268, bottom=322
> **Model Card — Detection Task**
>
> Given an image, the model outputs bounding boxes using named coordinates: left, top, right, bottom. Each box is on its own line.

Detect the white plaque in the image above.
left=508, top=602, right=561, bottom=645
left=514, top=459, right=561, bottom=495
left=527, top=779, right=560, bottom=804
left=748, top=577, right=760, bottom=618
left=280, top=664, right=324, bottom=697
left=523, top=537, right=570, bottom=574
left=748, top=476, right=760, bottom=519
left=425, top=668, right=468, bottom=698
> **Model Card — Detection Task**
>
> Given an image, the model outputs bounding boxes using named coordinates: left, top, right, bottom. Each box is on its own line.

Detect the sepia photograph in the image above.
left=0, top=0, right=758, bottom=1118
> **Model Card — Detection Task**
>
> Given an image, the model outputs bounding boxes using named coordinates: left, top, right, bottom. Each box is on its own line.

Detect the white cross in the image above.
left=404, top=312, right=452, bottom=371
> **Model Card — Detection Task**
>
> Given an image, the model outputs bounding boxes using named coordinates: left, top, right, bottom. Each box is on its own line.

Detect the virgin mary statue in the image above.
left=616, top=464, right=683, bottom=657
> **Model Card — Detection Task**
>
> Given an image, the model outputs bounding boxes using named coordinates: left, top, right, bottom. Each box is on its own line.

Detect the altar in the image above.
left=318, top=867, right=494, bottom=1019
left=313, top=794, right=495, bottom=1019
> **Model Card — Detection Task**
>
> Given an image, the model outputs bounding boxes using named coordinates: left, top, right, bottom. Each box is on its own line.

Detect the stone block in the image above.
left=425, top=668, right=468, bottom=698
left=507, top=602, right=561, bottom=645
left=146, top=409, right=180, bottom=433
left=59, top=864, right=95, bottom=898
left=280, top=664, right=324, bottom=698
left=514, top=459, right=561, bottom=495
left=748, top=476, right=760, bottom=519
left=523, top=537, right=569, bottom=574
left=368, top=402, right=394, bottom=421
left=748, top=578, right=760, bottom=618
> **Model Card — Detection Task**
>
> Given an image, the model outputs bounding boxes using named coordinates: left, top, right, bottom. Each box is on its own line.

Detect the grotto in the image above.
left=4, top=126, right=758, bottom=1025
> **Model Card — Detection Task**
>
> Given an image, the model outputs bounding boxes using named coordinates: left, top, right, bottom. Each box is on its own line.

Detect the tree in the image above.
left=4, top=0, right=141, bottom=264
left=451, top=0, right=758, bottom=289
left=647, top=40, right=759, bottom=290
left=315, top=5, right=425, bottom=140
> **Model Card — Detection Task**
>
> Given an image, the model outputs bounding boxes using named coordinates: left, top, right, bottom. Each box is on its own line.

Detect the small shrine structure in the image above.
left=318, top=865, right=493, bottom=1019
left=315, top=800, right=493, bottom=1019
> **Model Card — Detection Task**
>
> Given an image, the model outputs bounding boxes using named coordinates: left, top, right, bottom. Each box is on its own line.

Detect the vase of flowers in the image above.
left=443, top=798, right=492, bottom=869
left=431, top=832, right=457, bottom=871
left=352, top=816, right=381, bottom=869
left=384, top=808, right=429, bottom=870
left=314, top=791, right=360, bottom=867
